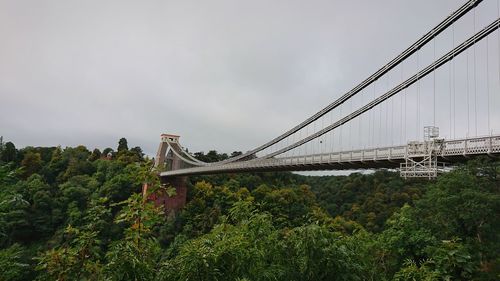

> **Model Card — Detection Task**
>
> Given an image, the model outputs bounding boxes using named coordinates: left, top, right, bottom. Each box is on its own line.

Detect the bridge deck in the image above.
left=160, top=135, right=500, bottom=177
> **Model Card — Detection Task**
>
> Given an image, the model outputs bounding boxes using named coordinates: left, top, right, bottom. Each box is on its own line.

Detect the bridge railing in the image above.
left=240, top=135, right=500, bottom=169
left=242, top=135, right=500, bottom=170
left=442, top=136, right=500, bottom=156
left=160, top=135, right=500, bottom=177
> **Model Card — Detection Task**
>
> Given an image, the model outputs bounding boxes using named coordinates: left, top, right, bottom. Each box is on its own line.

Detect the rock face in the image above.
left=143, top=176, right=187, bottom=216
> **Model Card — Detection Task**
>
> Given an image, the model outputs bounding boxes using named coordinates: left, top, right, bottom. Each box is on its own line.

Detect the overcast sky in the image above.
left=1, top=0, right=499, bottom=157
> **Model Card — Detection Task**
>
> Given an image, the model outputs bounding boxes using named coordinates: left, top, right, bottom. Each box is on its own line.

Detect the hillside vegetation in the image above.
left=0, top=138, right=499, bottom=280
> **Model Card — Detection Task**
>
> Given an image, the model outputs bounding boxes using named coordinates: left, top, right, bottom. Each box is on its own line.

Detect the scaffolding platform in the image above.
left=400, top=126, right=446, bottom=179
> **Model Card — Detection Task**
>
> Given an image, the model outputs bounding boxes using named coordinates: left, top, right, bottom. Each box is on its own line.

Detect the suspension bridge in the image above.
left=150, top=0, right=500, bottom=210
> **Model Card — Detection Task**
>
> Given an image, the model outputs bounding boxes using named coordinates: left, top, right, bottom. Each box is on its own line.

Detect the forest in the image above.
left=0, top=137, right=499, bottom=280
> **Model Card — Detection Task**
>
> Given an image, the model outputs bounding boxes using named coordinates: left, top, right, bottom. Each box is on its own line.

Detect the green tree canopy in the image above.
left=0, top=141, right=17, bottom=163
left=117, top=138, right=128, bottom=152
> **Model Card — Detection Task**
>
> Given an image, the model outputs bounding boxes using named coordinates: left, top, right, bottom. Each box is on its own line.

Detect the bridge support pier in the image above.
left=145, top=176, right=187, bottom=216
left=149, top=134, right=191, bottom=216
left=160, top=176, right=187, bottom=216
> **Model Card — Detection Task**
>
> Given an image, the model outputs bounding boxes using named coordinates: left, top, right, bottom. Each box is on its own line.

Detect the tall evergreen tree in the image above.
left=1, top=142, right=17, bottom=163
left=117, top=138, right=128, bottom=152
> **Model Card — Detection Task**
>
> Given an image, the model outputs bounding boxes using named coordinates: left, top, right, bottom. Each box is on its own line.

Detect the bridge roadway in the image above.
left=160, top=135, right=500, bottom=178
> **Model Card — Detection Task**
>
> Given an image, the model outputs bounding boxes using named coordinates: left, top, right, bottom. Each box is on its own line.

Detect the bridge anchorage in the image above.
left=151, top=0, right=500, bottom=212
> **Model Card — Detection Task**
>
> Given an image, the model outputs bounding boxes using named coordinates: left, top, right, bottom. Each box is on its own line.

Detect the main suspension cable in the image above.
left=417, top=49, right=421, bottom=140
left=433, top=36, right=437, bottom=127
left=487, top=35, right=490, bottom=134
left=262, top=18, right=500, bottom=159
left=473, top=8, right=478, bottom=136
left=207, top=0, right=484, bottom=165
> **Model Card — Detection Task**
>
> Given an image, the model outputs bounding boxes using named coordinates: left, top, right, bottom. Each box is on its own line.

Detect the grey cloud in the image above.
left=1, top=0, right=497, bottom=157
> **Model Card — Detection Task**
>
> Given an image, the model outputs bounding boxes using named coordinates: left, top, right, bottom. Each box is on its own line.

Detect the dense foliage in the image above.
left=0, top=138, right=499, bottom=280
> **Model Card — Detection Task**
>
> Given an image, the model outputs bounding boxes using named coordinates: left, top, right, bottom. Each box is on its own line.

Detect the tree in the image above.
left=25, top=175, right=58, bottom=238
left=206, top=150, right=221, bottom=162
left=193, top=150, right=228, bottom=163
left=230, top=151, right=243, bottom=158
left=377, top=159, right=500, bottom=279
left=59, top=146, right=94, bottom=182
left=1, top=142, right=17, bottom=163
left=103, top=193, right=163, bottom=280
left=392, top=240, right=477, bottom=280
left=282, top=224, right=375, bottom=280
left=411, top=162, right=500, bottom=278
left=102, top=148, right=114, bottom=158
left=40, top=146, right=64, bottom=184
left=36, top=198, right=110, bottom=281
left=0, top=244, right=29, bottom=281
left=59, top=175, right=99, bottom=225
left=117, top=138, right=128, bottom=152
left=130, top=146, right=144, bottom=161
left=160, top=202, right=285, bottom=281
left=161, top=201, right=374, bottom=281
left=89, top=148, right=101, bottom=161
left=20, top=151, right=42, bottom=178
left=0, top=163, right=19, bottom=186
left=99, top=172, right=137, bottom=205
left=0, top=141, right=498, bottom=281
left=0, top=192, right=30, bottom=245
left=252, top=184, right=317, bottom=227
left=379, top=204, right=439, bottom=277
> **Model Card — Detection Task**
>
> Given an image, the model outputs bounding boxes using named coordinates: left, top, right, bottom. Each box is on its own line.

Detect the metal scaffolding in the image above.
left=400, top=127, right=446, bottom=179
